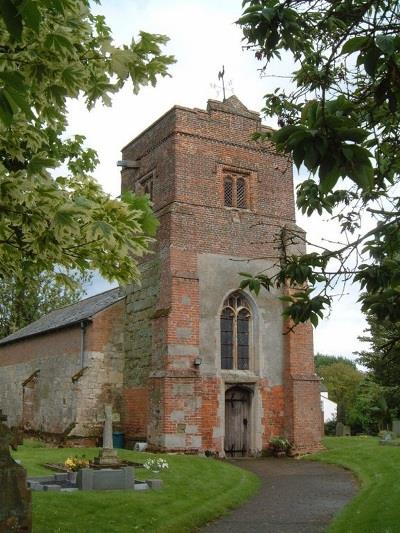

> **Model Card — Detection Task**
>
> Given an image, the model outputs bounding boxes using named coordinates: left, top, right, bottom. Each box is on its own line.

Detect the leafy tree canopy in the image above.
left=314, top=353, right=357, bottom=373
left=347, top=378, right=394, bottom=432
left=238, top=0, right=400, bottom=329
left=318, top=361, right=363, bottom=423
left=0, top=0, right=175, bottom=285
left=358, top=314, right=400, bottom=387
left=0, top=269, right=91, bottom=339
left=356, top=314, right=400, bottom=422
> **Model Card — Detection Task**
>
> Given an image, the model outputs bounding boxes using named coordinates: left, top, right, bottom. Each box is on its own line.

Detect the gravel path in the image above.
left=201, top=457, right=358, bottom=533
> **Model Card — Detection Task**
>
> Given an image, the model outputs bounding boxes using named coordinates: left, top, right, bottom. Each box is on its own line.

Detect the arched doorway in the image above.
left=224, top=386, right=252, bottom=456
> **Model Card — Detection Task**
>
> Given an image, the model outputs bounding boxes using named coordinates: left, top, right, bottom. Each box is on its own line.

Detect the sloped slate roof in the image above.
left=0, top=287, right=125, bottom=346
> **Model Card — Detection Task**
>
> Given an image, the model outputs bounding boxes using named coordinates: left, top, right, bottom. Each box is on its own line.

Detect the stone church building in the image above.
left=0, top=96, right=322, bottom=455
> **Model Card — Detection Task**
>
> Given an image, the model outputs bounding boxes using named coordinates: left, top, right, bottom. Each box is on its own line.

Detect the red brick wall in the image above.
left=283, top=317, right=323, bottom=453
left=122, top=387, right=149, bottom=441
left=259, top=381, right=285, bottom=448
left=200, top=377, right=222, bottom=451
left=85, top=300, right=125, bottom=353
left=121, top=98, right=322, bottom=454
left=0, top=326, right=81, bottom=367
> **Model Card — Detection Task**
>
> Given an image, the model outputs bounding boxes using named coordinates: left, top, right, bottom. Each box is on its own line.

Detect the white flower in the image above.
left=143, top=457, right=169, bottom=472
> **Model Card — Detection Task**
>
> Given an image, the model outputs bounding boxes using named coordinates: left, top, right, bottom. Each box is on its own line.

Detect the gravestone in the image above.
left=392, top=419, right=400, bottom=438
left=0, top=410, right=32, bottom=532
left=94, top=404, right=120, bottom=466
left=379, top=431, right=394, bottom=445
left=336, top=422, right=351, bottom=436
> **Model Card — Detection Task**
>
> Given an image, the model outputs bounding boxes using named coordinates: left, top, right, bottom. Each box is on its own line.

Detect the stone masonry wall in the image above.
left=0, top=326, right=81, bottom=432
left=72, top=300, right=126, bottom=437
left=0, top=300, right=125, bottom=439
left=122, top=258, right=160, bottom=442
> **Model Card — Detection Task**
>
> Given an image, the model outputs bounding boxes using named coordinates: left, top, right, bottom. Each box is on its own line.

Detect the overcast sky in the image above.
left=67, top=0, right=368, bottom=359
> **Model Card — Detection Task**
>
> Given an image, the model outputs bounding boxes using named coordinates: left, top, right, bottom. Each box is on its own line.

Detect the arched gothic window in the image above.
left=220, top=292, right=251, bottom=370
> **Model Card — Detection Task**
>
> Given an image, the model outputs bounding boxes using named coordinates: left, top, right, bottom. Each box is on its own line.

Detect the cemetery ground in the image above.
left=13, top=439, right=260, bottom=533
left=13, top=436, right=399, bottom=532
left=308, top=436, right=400, bottom=532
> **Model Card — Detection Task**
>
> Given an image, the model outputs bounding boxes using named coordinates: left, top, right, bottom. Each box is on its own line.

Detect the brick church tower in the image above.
left=120, top=96, right=322, bottom=455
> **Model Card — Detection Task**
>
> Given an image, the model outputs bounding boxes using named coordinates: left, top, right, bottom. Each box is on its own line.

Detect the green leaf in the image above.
left=89, top=220, right=114, bottom=239
left=319, top=168, right=340, bottom=193
left=0, top=0, right=22, bottom=40
left=44, top=33, right=76, bottom=56
left=0, top=91, right=14, bottom=126
left=20, top=0, right=41, bottom=33
left=272, top=125, right=299, bottom=145
left=293, top=145, right=305, bottom=170
left=352, top=164, right=374, bottom=190
left=3, top=87, right=34, bottom=119
left=375, top=35, right=395, bottom=56
left=0, top=71, right=26, bottom=92
left=341, top=36, right=369, bottom=55
left=337, top=128, right=368, bottom=143
left=27, top=155, right=57, bottom=173
left=364, top=47, right=381, bottom=77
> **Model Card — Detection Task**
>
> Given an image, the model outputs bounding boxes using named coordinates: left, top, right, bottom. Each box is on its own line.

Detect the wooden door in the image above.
left=224, top=387, right=251, bottom=456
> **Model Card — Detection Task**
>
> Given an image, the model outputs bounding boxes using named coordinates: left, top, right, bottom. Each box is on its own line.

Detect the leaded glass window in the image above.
left=224, top=176, right=233, bottom=207
left=222, top=173, right=248, bottom=209
left=220, top=292, right=251, bottom=370
left=236, top=178, right=246, bottom=209
left=221, top=308, right=234, bottom=369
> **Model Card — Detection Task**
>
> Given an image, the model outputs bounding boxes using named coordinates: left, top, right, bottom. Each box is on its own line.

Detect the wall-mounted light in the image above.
left=117, top=160, right=140, bottom=169
left=194, top=357, right=202, bottom=367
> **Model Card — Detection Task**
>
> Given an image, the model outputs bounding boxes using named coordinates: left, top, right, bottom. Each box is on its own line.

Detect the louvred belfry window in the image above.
left=220, top=292, right=251, bottom=370
left=223, top=173, right=248, bottom=209
left=135, top=171, right=154, bottom=201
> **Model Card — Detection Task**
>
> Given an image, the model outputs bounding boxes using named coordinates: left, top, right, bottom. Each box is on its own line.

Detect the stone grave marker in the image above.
left=379, top=431, right=394, bottom=445
left=336, top=422, right=351, bottom=436
left=94, top=403, right=120, bottom=466
left=0, top=409, right=32, bottom=532
left=392, top=419, right=400, bottom=438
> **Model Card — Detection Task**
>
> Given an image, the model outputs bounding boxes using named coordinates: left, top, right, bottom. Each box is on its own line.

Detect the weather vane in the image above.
left=218, top=65, right=226, bottom=100
left=210, top=65, right=234, bottom=101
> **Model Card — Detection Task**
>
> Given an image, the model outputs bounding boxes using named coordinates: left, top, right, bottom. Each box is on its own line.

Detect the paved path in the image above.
left=202, top=458, right=358, bottom=533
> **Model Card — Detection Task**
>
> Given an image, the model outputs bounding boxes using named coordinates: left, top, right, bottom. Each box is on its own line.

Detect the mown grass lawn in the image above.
left=308, top=436, right=400, bottom=533
left=14, top=440, right=259, bottom=533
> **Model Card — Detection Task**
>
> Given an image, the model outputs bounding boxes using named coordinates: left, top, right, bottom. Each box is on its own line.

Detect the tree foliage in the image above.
left=0, top=269, right=91, bottom=339
left=315, top=353, right=357, bottom=372
left=316, top=358, right=363, bottom=423
left=358, top=314, right=400, bottom=387
left=238, top=0, right=400, bottom=329
left=347, top=378, right=394, bottom=432
left=356, top=314, right=400, bottom=421
left=0, top=0, right=175, bottom=285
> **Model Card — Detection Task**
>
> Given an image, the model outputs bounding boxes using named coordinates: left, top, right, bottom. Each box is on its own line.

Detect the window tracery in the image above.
left=220, top=292, right=251, bottom=370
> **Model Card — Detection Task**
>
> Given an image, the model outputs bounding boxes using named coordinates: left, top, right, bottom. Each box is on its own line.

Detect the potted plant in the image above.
left=269, top=437, right=292, bottom=457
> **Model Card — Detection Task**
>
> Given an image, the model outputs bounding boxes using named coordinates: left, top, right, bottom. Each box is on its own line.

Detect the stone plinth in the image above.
left=77, top=467, right=135, bottom=491
left=94, top=447, right=120, bottom=466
